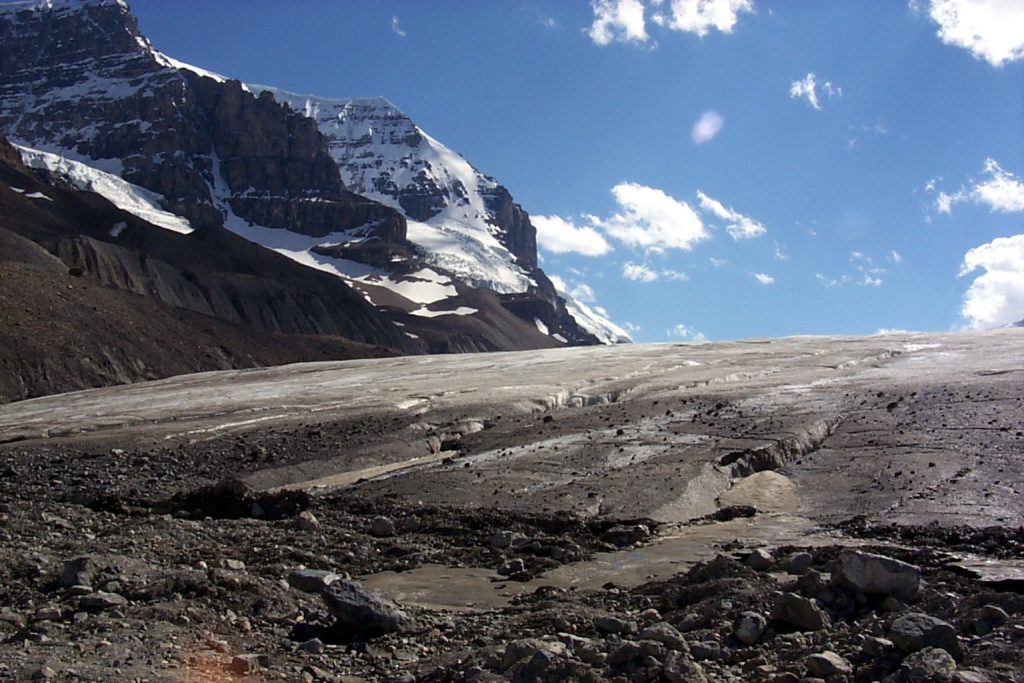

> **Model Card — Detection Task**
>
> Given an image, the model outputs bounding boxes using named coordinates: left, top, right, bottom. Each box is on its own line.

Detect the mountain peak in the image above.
left=0, top=0, right=127, bottom=14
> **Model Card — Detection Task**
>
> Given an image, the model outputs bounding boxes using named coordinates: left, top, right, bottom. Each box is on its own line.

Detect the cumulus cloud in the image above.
left=652, top=0, right=754, bottom=37
left=932, top=158, right=1024, bottom=214
left=926, top=0, right=1024, bottom=66
left=753, top=272, right=775, bottom=285
left=789, top=72, right=841, bottom=110
left=696, top=191, right=767, bottom=240
left=691, top=110, right=725, bottom=144
left=594, top=182, right=710, bottom=252
left=588, top=0, right=649, bottom=45
left=533, top=214, right=613, bottom=256
left=390, top=16, right=407, bottom=38
left=622, top=262, right=660, bottom=282
left=588, top=0, right=754, bottom=46
left=959, top=233, right=1024, bottom=328
left=667, top=322, right=707, bottom=341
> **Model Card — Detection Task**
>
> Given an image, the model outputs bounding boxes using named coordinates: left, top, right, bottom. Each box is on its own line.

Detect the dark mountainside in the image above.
left=0, top=0, right=606, bottom=404
left=0, top=135, right=410, bottom=402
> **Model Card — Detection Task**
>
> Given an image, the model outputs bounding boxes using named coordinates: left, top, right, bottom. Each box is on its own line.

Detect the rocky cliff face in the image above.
left=0, top=0, right=405, bottom=242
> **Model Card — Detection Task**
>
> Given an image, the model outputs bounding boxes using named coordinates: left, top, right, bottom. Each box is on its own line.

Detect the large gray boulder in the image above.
left=771, top=592, right=831, bottom=631
left=831, top=550, right=920, bottom=600
left=895, top=646, right=957, bottom=682
left=889, top=612, right=962, bottom=660
left=321, top=579, right=414, bottom=636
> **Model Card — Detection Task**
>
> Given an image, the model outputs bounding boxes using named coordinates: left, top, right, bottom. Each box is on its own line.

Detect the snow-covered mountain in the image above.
left=0, top=0, right=630, bottom=349
left=253, top=91, right=534, bottom=293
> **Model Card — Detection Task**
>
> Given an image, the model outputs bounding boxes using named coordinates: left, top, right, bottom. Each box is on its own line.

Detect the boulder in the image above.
left=777, top=551, right=813, bottom=575
left=600, top=524, right=651, bottom=547
left=640, top=621, right=687, bottom=651
left=321, top=579, right=413, bottom=636
left=805, top=650, right=852, bottom=677
left=288, top=569, right=341, bottom=594
left=59, top=557, right=94, bottom=588
left=79, top=591, right=126, bottom=610
left=369, top=516, right=396, bottom=537
left=831, top=549, right=920, bottom=600
left=896, top=646, right=957, bottom=682
left=745, top=548, right=774, bottom=570
left=889, top=612, right=962, bottom=660
left=595, top=614, right=637, bottom=635
left=295, top=511, right=321, bottom=532
left=500, top=638, right=565, bottom=671
left=796, top=568, right=834, bottom=602
left=733, top=611, right=767, bottom=645
left=490, top=530, right=528, bottom=548
left=771, top=592, right=831, bottom=631
left=663, top=650, right=709, bottom=683
left=975, top=604, right=1009, bottom=635
left=497, top=558, right=526, bottom=577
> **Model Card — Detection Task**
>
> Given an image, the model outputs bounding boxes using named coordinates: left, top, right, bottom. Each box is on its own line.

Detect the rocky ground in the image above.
left=0, top=466, right=1021, bottom=682
left=0, top=331, right=1022, bottom=681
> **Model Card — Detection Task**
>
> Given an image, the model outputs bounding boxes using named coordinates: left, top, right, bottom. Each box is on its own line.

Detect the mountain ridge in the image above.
left=0, top=0, right=630, bottom=348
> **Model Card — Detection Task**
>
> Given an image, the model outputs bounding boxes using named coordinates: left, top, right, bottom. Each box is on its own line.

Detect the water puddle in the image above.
left=359, top=511, right=844, bottom=612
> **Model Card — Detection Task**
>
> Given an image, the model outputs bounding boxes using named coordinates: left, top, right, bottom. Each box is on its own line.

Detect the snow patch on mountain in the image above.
left=203, top=149, right=456, bottom=308
left=14, top=144, right=193, bottom=234
left=149, top=48, right=250, bottom=90
left=410, top=306, right=478, bottom=318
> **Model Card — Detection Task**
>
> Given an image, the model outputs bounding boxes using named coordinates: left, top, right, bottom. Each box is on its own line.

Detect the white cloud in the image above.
left=709, top=256, right=728, bottom=267
left=653, top=0, right=754, bottom=37
left=959, top=233, right=1024, bottom=328
left=588, top=0, right=649, bottom=45
left=533, top=214, right=613, bottom=256
left=622, top=261, right=660, bottom=282
left=926, top=0, right=1024, bottom=66
left=594, top=182, right=710, bottom=251
left=753, top=272, right=775, bottom=285
left=667, top=322, right=707, bottom=341
left=570, top=282, right=597, bottom=302
left=623, top=321, right=644, bottom=333
left=789, top=72, right=841, bottom=110
left=691, top=110, right=724, bottom=144
left=390, top=16, right=407, bottom=38
left=888, top=250, right=902, bottom=264
left=696, top=190, right=767, bottom=240
left=551, top=274, right=599, bottom=302
left=974, top=158, right=1024, bottom=212
left=931, top=158, right=1024, bottom=214
left=773, top=242, right=788, bottom=260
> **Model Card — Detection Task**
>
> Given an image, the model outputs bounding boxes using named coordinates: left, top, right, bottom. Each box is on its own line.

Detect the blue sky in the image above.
left=130, top=0, right=1024, bottom=342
